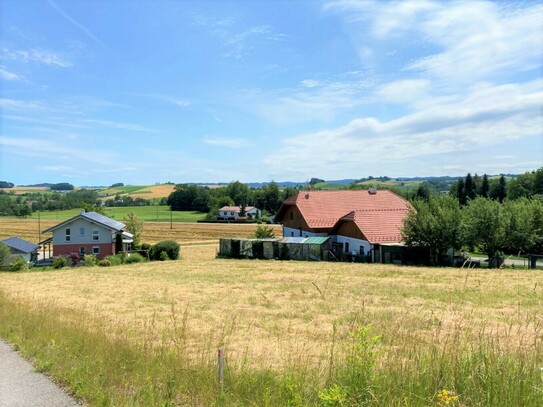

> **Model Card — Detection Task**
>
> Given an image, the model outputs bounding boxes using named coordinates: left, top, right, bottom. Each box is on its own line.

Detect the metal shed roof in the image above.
left=1, top=237, right=40, bottom=253
left=280, top=237, right=329, bottom=244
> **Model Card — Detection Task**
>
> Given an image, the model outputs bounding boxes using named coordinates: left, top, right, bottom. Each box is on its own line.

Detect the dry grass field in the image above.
left=128, top=184, right=176, bottom=199
left=0, top=218, right=283, bottom=245
left=1, top=219, right=542, bottom=405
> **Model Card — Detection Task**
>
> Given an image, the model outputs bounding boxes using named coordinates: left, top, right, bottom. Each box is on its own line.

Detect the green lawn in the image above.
left=7, top=206, right=206, bottom=222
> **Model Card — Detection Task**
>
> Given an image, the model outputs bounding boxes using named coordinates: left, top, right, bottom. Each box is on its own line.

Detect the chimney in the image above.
left=368, top=187, right=377, bottom=195
left=305, top=193, right=310, bottom=199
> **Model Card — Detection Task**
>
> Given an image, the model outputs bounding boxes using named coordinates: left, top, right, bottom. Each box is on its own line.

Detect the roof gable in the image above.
left=1, top=236, right=40, bottom=253
left=218, top=206, right=256, bottom=212
left=331, top=208, right=409, bottom=244
left=42, top=211, right=126, bottom=234
left=276, top=190, right=411, bottom=230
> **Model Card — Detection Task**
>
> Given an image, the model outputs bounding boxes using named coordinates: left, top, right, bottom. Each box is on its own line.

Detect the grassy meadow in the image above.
left=2, top=206, right=206, bottom=223
left=0, top=220, right=542, bottom=406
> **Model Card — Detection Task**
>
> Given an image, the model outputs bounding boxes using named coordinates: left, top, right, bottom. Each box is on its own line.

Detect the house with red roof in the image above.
left=42, top=210, right=133, bottom=259
left=275, top=189, right=411, bottom=263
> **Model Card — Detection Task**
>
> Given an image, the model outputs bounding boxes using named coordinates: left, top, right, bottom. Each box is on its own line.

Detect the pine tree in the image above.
left=481, top=174, right=490, bottom=198
left=464, top=173, right=476, bottom=201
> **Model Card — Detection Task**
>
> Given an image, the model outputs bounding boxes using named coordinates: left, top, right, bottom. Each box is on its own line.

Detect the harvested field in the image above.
left=0, top=218, right=282, bottom=246
left=0, top=219, right=541, bottom=405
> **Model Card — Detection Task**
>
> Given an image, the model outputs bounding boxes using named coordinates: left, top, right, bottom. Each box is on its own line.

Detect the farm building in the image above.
left=0, top=236, right=40, bottom=266
left=219, top=237, right=330, bottom=261
left=275, top=189, right=411, bottom=263
left=42, top=210, right=133, bottom=259
left=217, top=205, right=261, bottom=221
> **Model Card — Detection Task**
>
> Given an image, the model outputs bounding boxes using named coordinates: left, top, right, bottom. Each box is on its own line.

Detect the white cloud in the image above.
left=83, top=119, right=158, bottom=133
left=240, top=72, right=374, bottom=125
left=0, top=66, right=24, bottom=81
left=326, top=0, right=543, bottom=83
left=2, top=47, right=72, bottom=67
left=264, top=79, right=543, bottom=178
left=203, top=137, right=249, bottom=148
left=0, top=99, right=43, bottom=111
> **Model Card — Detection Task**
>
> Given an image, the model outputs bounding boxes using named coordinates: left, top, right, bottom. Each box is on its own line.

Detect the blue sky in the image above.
left=1, top=0, right=542, bottom=186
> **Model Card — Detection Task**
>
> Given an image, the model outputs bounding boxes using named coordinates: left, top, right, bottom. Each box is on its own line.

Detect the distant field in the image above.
left=0, top=218, right=280, bottom=245
left=313, top=180, right=422, bottom=193
left=0, top=206, right=205, bottom=223
left=0, top=186, right=52, bottom=195
left=99, top=184, right=175, bottom=200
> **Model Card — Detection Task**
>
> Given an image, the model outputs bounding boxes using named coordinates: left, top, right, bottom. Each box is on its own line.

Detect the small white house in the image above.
left=217, top=206, right=261, bottom=221
left=1, top=236, right=40, bottom=266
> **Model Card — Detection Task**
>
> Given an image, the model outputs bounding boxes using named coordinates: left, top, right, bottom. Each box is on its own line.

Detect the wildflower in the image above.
left=437, top=389, right=459, bottom=405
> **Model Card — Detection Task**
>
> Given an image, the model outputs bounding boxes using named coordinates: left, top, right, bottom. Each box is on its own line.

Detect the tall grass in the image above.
left=0, top=291, right=540, bottom=406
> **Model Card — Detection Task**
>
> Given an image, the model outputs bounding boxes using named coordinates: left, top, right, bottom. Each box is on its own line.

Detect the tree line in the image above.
left=166, top=181, right=299, bottom=216
left=402, top=195, right=543, bottom=266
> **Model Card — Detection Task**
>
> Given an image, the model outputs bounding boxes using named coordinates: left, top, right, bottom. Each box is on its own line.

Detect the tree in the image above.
left=123, top=211, right=144, bottom=247
left=502, top=198, right=532, bottom=253
left=226, top=181, right=251, bottom=206
left=401, top=195, right=463, bottom=266
left=0, top=242, right=10, bottom=267
left=255, top=225, right=275, bottom=239
left=464, top=173, right=476, bottom=201
left=462, top=197, right=505, bottom=264
left=456, top=178, right=466, bottom=205
left=489, top=175, right=507, bottom=203
left=414, top=183, right=431, bottom=202
left=480, top=174, right=490, bottom=198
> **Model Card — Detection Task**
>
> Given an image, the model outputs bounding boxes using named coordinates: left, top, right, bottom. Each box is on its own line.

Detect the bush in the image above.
left=125, top=253, right=145, bottom=264
left=255, top=225, right=275, bottom=238
left=140, top=243, right=151, bottom=250
left=83, top=254, right=97, bottom=267
left=10, top=256, right=28, bottom=272
left=98, top=259, right=111, bottom=267
left=105, top=255, right=123, bottom=266
left=159, top=251, right=170, bottom=261
left=52, top=256, right=68, bottom=269
left=149, top=240, right=180, bottom=261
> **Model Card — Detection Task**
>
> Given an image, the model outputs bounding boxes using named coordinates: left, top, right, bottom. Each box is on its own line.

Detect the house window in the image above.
left=224, top=212, right=227, bottom=215
left=93, top=229, right=99, bottom=241
left=92, top=246, right=100, bottom=255
left=65, top=228, right=71, bottom=242
left=344, top=242, right=350, bottom=253
left=80, top=227, right=85, bottom=235
left=231, top=212, right=234, bottom=215
left=80, top=246, right=85, bottom=255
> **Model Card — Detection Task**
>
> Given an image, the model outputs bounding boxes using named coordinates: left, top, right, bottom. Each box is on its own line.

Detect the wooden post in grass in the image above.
left=218, top=348, right=224, bottom=389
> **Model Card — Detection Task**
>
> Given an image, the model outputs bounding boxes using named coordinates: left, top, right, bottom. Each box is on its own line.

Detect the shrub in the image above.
left=159, top=251, right=170, bottom=261
left=98, top=259, right=111, bottom=267
left=83, top=254, right=97, bottom=267
left=255, top=225, right=275, bottom=238
left=140, top=243, right=151, bottom=250
left=125, top=253, right=145, bottom=264
left=105, top=255, right=123, bottom=266
left=10, top=256, right=28, bottom=272
left=149, top=240, right=180, bottom=261
left=52, top=256, right=68, bottom=269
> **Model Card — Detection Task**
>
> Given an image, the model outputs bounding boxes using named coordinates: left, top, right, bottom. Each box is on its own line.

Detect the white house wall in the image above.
left=335, top=235, right=371, bottom=255
left=283, top=226, right=328, bottom=238
left=51, top=219, right=114, bottom=246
